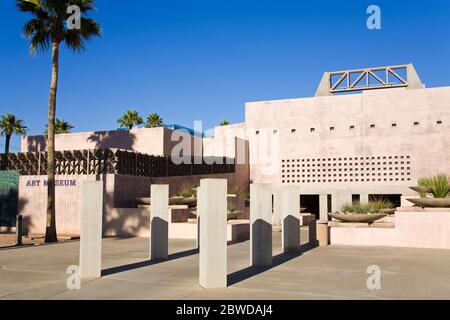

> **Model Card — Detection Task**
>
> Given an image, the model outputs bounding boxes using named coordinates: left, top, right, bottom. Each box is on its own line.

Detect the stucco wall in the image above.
left=244, top=86, right=450, bottom=187
left=21, top=127, right=203, bottom=157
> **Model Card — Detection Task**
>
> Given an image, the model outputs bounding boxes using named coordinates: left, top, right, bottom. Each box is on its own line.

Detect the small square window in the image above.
left=392, top=123, right=397, bottom=128
left=350, top=125, right=355, bottom=130
left=256, top=131, right=260, bottom=135
left=414, top=122, right=420, bottom=126
left=310, top=128, right=315, bottom=132
left=273, top=130, right=278, bottom=134
left=330, top=127, right=335, bottom=131
left=291, top=129, right=296, bottom=133
left=370, top=124, right=376, bottom=129
left=437, top=121, right=443, bottom=125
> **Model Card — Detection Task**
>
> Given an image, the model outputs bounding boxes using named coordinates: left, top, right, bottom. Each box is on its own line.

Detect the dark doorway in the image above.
left=369, top=194, right=402, bottom=208
left=300, top=195, right=320, bottom=219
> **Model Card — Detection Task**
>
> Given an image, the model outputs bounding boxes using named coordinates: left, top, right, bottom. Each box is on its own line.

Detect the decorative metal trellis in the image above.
left=329, top=65, right=408, bottom=94
left=0, top=149, right=236, bottom=177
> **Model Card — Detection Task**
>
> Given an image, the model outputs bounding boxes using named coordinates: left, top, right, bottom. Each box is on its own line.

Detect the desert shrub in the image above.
left=341, top=200, right=394, bottom=214
left=428, top=174, right=450, bottom=199
left=179, top=184, right=196, bottom=198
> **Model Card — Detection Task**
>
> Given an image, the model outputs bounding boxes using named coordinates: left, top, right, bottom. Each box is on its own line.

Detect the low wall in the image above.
left=105, top=207, right=249, bottom=241
left=330, top=208, right=450, bottom=249
left=19, top=172, right=248, bottom=235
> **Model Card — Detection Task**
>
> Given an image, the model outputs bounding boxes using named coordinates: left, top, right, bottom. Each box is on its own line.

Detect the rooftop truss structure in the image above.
left=315, top=64, right=424, bottom=96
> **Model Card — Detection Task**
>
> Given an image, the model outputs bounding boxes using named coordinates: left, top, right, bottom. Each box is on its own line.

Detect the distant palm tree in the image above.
left=44, top=118, right=74, bottom=134
left=220, top=120, right=230, bottom=126
left=0, top=113, right=28, bottom=155
left=17, top=0, right=101, bottom=243
left=146, top=113, right=163, bottom=128
left=117, top=110, right=144, bottom=130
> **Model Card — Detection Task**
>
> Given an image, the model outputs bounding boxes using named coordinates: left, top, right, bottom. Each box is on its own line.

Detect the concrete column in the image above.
left=319, top=194, right=328, bottom=221
left=250, top=183, right=273, bottom=267
left=282, top=210, right=300, bottom=253
left=275, top=186, right=300, bottom=221
left=360, top=193, right=370, bottom=205
left=79, top=181, right=103, bottom=281
left=198, top=179, right=227, bottom=289
left=331, top=191, right=352, bottom=213
left=150, top=184, right=169, bottom=260
left=272, top=188, right=281, bottom=226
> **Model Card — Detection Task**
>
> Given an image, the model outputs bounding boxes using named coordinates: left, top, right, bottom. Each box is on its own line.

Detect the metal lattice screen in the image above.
left=0, top=149, right=236, bottom=177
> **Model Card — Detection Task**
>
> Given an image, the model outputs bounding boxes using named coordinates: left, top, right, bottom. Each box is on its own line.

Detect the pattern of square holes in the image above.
left=280, top=155, right=412, bottom=184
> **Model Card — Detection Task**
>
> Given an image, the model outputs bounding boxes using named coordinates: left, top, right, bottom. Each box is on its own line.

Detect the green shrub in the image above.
left=418, top=177, right=433, bottom=197
left=341, top=200, right=394, bottom=214
left=179, top=184, right=196, bottom=198
left=428, top=174, right=450, bottom=199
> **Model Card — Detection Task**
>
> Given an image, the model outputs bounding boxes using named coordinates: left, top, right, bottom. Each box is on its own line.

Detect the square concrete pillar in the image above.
left=198, top=179, right=227, bottom=289
left=150, top=184, right=169, bottom=260
left=282, top=210, right=300, bottom=253
left=79, top=181, right=103, bottom=282
left=272, top=188, right=282, bottom=226
left=331, top=191, right=352, bottom=212
left=274, top=186, right=300, bottom=223
left=360, top=193, right=370, bottom=205
left=319, top=194, right=328, bottom=221
left=250, top=183, right=273, bottom=267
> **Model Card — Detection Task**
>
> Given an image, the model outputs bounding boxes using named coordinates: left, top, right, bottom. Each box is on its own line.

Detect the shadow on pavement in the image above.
left=101, top=248, right=199, bottom=276
left=227, top=243, right=316, bottom=286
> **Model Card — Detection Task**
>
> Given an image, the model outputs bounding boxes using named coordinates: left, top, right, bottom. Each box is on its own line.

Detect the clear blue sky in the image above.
left=1, top=0, right=450, bottom=151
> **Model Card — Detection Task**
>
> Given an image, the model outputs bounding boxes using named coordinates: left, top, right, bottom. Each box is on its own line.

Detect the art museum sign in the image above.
left=25, top=179, right=77, bottom=187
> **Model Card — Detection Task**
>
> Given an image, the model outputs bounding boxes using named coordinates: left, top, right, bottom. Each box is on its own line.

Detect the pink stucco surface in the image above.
left=330, top=210, right=450, bottom=249
left=19, top=172, right=246, bottom=236
left=245, top=86, right=450, bottom=186
left=21, top=127, right=203, bottom=157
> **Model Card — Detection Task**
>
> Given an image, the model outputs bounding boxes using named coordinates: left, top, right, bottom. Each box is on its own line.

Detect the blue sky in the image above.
left=1, top=0, right=450, bottom=151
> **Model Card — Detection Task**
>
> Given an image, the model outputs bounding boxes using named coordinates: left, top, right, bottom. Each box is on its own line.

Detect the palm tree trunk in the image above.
left=4, top=134, right=11, bottom=155
left=45, top=41, right=59, bottom=243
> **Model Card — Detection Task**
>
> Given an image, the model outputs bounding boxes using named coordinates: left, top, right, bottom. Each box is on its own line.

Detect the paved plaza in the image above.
left=1, top=230, right=450, bottom=300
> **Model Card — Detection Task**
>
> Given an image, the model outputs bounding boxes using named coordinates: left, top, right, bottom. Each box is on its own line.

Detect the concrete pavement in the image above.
left=1, top=230, right=450, bottom=300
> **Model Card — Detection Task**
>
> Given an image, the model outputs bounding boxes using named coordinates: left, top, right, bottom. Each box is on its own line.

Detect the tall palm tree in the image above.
left=44, top=118, right=74, bottom=134
left=17, top=0, right=101, bottom=243
left=117, top=110, right=144, bottom=130
left=146, top=113, right=163, bottom=128
left=0, top=113, right=28, bottom=155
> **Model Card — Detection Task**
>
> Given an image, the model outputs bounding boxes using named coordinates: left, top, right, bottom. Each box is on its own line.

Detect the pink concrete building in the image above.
left=10, top=64, right=450, bottom=235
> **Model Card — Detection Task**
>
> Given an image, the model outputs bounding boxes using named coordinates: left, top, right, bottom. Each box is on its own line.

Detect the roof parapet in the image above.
left=315, top=64, right=425, bottom=97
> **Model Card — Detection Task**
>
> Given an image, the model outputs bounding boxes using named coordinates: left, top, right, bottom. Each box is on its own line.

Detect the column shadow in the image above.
left=101, top=247, right=199, bottom=277
left=227, top=242, right=316, bottom=286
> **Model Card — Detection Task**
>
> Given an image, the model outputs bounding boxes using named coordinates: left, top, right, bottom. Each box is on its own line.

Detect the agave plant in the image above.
left=428, top=174, right=450, bottom=199
left=417, top=177, right=433, bottom=198
left=341, top=200, right=394, bottom=215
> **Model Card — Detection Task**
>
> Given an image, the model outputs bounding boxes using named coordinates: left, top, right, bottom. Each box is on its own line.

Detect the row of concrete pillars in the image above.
left=77, top=180, right=325, bottom=288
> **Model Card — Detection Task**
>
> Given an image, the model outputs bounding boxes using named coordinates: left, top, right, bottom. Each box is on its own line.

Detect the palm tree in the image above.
left=0, top=113, right=28, bottom=155
left=44, top=118, right=74, bottom=134
left=117, top=110, right=144, bottom=130
left=220, top=120, right=230, bottom=126
left=146, top=113, right=163, bottom=128
left=17, top=0, right=101, bottom=243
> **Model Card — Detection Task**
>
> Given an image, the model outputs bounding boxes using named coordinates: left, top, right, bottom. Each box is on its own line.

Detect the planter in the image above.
left=410, top=186, right=429, bottom=194
left=135, top=197, right=197, bottom=207
left=328, top=213, right=387, bottom=223
left=407, top=198, right=450, bottom=208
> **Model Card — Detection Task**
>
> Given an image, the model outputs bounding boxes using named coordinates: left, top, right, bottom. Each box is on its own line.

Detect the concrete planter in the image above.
left=407, top=198, right=450, bottom=208
left=329, top=213, right=387, bottom=223
left=136, top=196, right=197, bottom=207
